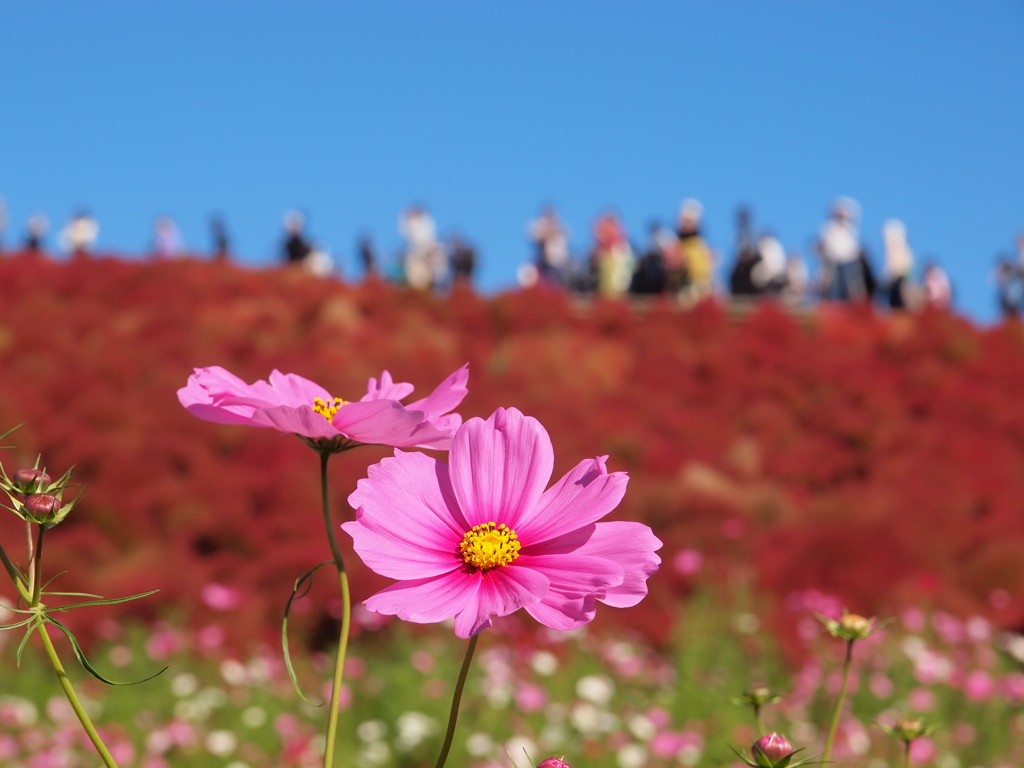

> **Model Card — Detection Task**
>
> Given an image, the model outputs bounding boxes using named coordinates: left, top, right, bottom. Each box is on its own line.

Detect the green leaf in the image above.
left=282, top=560, right=333, bottom=707
left=46, top=618, right=167, bottom=686
left=46, top=589, right=159, bottom=613
left=0, top=616, right=35, bottom=632
left=15, top=619, right=40, bottom=667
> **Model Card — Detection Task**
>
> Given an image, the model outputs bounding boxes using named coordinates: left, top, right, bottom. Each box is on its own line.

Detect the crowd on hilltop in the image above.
left=522, top=197, right=966, bottom=313
left=2, top=194, right=1022, bottom=316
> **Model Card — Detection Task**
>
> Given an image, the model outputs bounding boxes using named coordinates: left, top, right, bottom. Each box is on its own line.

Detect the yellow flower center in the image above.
left=459, top=522, right=521, bottom=570
left=312, top=396, right=347, bottom=421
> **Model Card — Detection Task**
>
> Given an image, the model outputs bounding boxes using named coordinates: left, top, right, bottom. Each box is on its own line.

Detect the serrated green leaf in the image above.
left=282, top=560, right=333, bottom=707
left=46, top=618, right=167, bottom=686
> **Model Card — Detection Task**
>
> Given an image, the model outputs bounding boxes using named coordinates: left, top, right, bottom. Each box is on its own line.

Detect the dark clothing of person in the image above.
left=859, top=250, right=877, bottom=299
left=450, top=242, right=476, bottom=283
left=887, top=276, right=909, bottom=310
left=284, top=233, right=311, bottom=264
left=729, top=251, right=762, bottom=296
left=630, top=247, right=666, bottom=294
left=359, top=239, right=378, bottom=277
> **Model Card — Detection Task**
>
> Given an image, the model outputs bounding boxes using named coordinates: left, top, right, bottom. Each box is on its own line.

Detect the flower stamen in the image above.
left=312, top=396, right=347, bottom=422
left=459, top=522, right=521, bottom=570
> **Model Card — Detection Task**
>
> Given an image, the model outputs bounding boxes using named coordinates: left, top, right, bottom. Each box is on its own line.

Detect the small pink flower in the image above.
left=963, top=669, right=995, bottom=701
left=537, top=759, right=571, bottom=768
left=200, top=583, right=242, bottom=611
left=908, top=736, right=937, bottom=765
left=672, top=548, right=703, bottom=576
left=515, top=682, right=548, bottom=712
left=178, top=364, right=468, bottom=450
left=343, top=407, right=662, bottom=638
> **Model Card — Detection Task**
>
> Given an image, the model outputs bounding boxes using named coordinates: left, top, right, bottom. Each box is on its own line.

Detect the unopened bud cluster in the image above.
left=1, top=461, right=80, bottom=527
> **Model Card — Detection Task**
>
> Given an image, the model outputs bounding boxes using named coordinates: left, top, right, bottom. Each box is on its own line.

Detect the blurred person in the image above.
left=60, top=209, right=99, bottom=257
left=882, top=219, right=915, bottom=310
left=528, top=205, right=571, bottom=287
left=151, top=215, right=183, bottom=258
left=994, top=257, right=1021, bottom=318
left=357, top=233, right=378, bottom=278
left=782, top=251, right=809, bottom=305
left=922, top=260, right=952, bottom=308
left=210, top=214, right=231, bottom=261
left=24, top=214, right=49, bottom=252
left=816, top=197, right=864, bottom=301
left=449, top=232, right=477, bottom=285
left=676, top=199, right=714, bottom=303
left=630, top=221, right=670, bottom=294
left=304, top=242, right=335, bottom=278
left=729, top=206, right=762, bottom=296
left=281, top=210, right=312, bottom=266
left=399, top=204, right=445, bottom=290
left=751, top=233, right=787, bottom=294
left=591, top=210, right=633, bottom=297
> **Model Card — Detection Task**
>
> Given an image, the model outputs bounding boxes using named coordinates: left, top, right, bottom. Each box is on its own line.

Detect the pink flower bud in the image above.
left=12, top=469, right=51, bottom=494
left=752, top=733, right=792, bottom=763
left=24, top=493, right=61, bottom=522
left=537, top=759, right=571, bottom=768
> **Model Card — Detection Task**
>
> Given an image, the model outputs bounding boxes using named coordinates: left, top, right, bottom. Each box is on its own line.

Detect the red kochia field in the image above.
left=2, top=252, right=1024, bottom=653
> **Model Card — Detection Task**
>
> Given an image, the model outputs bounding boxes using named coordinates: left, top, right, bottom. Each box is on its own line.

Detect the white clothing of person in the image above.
left=819, top=218, right=860, bottom=265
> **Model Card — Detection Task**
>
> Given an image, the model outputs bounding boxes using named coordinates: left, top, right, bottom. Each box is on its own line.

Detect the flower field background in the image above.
left=2, top=252, right=1024, bottom=766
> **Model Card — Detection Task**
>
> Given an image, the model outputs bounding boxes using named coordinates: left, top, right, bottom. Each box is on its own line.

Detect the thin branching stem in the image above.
left=319, top=450, right=352, bottom=768
left=434, top=634, right=480, bottom=768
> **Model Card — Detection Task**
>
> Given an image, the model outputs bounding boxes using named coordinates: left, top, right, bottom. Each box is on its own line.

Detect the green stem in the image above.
left=0, top=542, right=31, bottom=603
left=31, top=526, right=46, bottom=606
left=903, top=739, right=911, bottom=768
left=36, top=617, right=119, bottom=767
left=24, top=519, right=35, bottom=601
left=319, top=451, right=351, bottom=768
left=434, top=634, right=480, bottom=768
left=823, top=639, right=854, bottom=765
left=753, top=704, right=765, bottom=736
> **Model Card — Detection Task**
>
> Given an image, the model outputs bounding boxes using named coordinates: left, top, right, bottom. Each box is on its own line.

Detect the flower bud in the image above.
left=892, top=717, right=927, bottom=741
left=537, top=759, right=571, bottom=768
left=740, top=684, right=781, bottom=707
left=24, top=493, right=61, bottom=523
left=12, top=469, right=51, bottom=495
left=839, top=614, right=872, bottom=637
left=752, top=733, right=793, bottom=764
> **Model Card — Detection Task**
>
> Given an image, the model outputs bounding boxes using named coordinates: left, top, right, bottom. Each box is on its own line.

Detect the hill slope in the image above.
left=2, top=252, right=1024, bottom=648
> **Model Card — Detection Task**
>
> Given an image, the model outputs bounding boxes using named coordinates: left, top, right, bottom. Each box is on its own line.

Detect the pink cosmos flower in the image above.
left=342, top=407, right=662, bottom=638
left=178, top=364, right=468, bottom=451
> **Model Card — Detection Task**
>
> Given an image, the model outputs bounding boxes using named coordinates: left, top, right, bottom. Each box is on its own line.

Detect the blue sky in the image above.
left=2, top=2, right=1022, bottom=322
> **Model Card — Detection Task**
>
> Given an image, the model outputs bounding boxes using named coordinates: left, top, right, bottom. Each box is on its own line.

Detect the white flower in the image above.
left=356, top=720, right=388, bottom=743
left=205, top=730, right=237, bottom=757
left=531, top=651, right=559, bottom=676
left=576, top=674, right=615, bottom=706
left=617, top=743, right=647, bottom=768
left=396, top=711, right=436, bottom=751
left=465, top=732, right=494, bottom=758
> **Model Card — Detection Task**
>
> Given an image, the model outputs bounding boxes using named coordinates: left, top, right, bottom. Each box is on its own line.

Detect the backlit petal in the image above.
left=448, top=407, right=553, bottom=529
left=518, top=456, right=627, bottom=545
